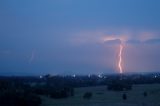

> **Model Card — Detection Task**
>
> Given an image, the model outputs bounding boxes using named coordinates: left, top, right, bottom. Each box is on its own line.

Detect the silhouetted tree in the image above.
left=143, top=91, right=148, bottom=97
left=107, top=80, right=132, bottom=91
left=83, top=92, right=92, bottom=99
left=122, top=93, right=127, bottom=100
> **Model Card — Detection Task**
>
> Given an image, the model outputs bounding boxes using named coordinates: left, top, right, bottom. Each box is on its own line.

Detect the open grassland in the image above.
left=41, top=84, right=160, bottom=106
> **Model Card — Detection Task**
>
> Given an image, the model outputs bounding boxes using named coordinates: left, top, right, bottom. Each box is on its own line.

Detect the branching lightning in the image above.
left=118, top=41, right=123, bottom=74
left=103, top=37, right=124, bottom=74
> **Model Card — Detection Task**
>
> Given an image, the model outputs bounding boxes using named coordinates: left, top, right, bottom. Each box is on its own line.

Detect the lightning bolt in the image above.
left=118, top=41, right=123, bottom=74
left=29, top=50, right=35, bottom=63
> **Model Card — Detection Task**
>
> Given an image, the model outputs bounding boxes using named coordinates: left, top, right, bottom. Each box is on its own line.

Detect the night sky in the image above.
left=0, top=0, right=160, bottom=75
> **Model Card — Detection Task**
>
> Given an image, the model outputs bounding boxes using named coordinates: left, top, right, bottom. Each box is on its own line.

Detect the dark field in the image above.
left=41, top=84, right=160, bottom=106
left=0, top=73, right=160, bottom=106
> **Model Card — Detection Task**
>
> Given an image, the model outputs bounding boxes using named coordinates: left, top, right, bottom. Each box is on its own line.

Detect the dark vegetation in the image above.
left=0, top=76, right=74, bottom=106
left=143, top=91, right=148, bottom=97
left=107, top=80, right=132, bottom=91
left=122, top=93, right=127, bottom=100
left=0, top=80, right=41, bottom=106
left=83, top=92, right=93, bottom=99
left=0, top=72, right=160, bottom=105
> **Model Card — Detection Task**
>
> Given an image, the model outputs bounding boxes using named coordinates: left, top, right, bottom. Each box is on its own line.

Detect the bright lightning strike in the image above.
left=118, top=42, right=123, bottom=74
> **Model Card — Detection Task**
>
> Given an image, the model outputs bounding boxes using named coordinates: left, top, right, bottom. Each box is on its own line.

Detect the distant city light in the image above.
left=154, top=75, right=157, bottom=78
left=39, top=75, right=43, bottom=79
left=72, top=74, right=76, bottom=78
left=98, top=74, right=102, bottom=78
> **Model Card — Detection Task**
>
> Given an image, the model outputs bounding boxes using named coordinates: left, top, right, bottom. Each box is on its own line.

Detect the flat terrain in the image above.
left=41, top=84, right=160, bottom=106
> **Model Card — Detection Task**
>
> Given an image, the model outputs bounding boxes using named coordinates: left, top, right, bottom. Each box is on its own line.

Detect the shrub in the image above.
left=143, top=91, right=148, bottom=97
left=83, top=92, right=92, bottom=99
left=122, top=93, right=127, bottom=100
left=107, top=81, right=132, bottom=91
left=50, top=89, right=68, bottom=99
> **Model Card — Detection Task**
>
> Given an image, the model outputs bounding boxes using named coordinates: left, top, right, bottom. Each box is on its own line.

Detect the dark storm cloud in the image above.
left=0, top=0, right=160, bottom=75
left=104, top=39, right=121, bottom=45
left=126, top=40, right=141, bottom=44
left=144, top=39, right=160, bottom=44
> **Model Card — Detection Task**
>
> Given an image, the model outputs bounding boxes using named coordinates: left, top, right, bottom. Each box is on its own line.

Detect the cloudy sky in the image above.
left=0, top=0, right=160, bottom=75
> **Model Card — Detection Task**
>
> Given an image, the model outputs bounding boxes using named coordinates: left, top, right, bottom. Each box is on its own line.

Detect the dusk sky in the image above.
left=0, top=0, right=160, bottom=75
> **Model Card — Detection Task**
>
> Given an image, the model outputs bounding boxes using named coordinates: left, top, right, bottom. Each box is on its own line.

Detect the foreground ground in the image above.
left=41, top=84, right=160, bottom=106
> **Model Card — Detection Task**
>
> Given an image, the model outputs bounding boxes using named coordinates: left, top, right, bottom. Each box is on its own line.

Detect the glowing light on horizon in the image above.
left=118, top=41, right=123, bottom=74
